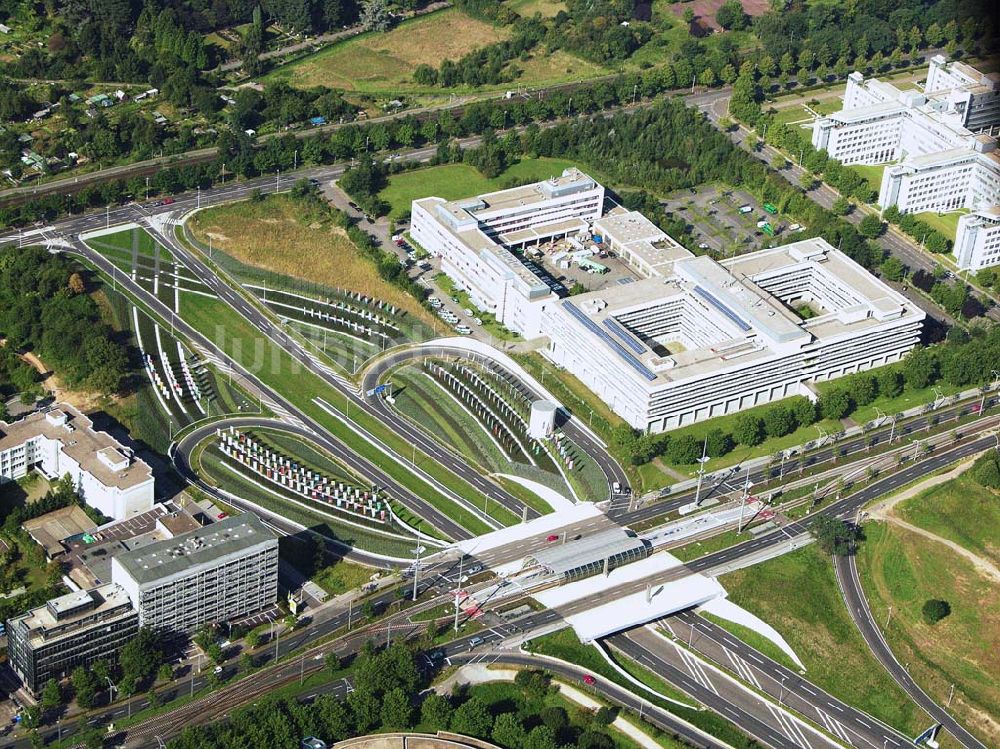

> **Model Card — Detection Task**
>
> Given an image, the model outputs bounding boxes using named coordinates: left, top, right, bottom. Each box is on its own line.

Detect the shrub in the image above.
left=922, top=599, right=951, bottom=625
left=970, top=452, right=1000, bottom=489
left=733, top=413, right=765, bottom=446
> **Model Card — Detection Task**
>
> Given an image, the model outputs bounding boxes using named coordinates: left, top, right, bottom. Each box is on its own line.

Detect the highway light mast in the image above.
left=694, top=437, right=710, bottom=506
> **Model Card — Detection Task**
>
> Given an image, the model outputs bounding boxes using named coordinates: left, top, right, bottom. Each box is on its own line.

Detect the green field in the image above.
left=897, top=472, right=1000, bottom=568
left=719, top=545, right=927, bottom=735
left=267, top=7, right=606, bottom=95
left=380, top=158, right=584, bottom=220
left=857, top=522, right=1000, bottom=747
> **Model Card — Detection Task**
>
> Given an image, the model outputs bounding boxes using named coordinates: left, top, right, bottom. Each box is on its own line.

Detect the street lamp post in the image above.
left=453, top=555, right=465, bottom=633
left=694, top=437, right=710, bottom=506
left=411, top=545, right=425, bottom=602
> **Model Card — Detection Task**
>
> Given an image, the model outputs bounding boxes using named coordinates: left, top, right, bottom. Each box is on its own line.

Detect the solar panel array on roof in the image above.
left=693, top=285, right=752, bottom=332
left=564, top=302, right=657, bottom=382
left=602, top=318, right=646, bottom=355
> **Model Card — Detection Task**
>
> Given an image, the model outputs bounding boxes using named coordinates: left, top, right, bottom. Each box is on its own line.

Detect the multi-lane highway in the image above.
left=362, top=342, right=631, bottom=501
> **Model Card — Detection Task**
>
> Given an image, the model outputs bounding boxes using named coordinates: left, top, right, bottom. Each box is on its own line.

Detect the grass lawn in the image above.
left=896, top=473, right=1000, bottom=568
left=268, top=9, right=507, bottom=92
left=187, top=194, right=434, bottom=325
left=857, top=522, right=1000, bottom=747
left=379, top=158, right=584, bottom=220
left=848, top=163, right=886, bottom=195
left=718, top=545, right=926, bottom=735
left=268, top=7, right=607, bottom=95
left=697, top=611, right=799, bottom=672
left=508, top=0, right=567, bottom=16
left=311, top=559, right=374, bottom=596
left=653, top=399, right=843, bottom=478
left=814, top=378, right=968, bottom=425
left=914, top=209, right=967, bottom=239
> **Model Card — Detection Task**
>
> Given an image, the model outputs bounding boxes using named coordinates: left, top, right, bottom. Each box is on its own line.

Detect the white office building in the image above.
left=813, top=57, right=1000, bottom=267
left=543, top=237, right=924, bottom=433
left=0, top=405, right=154, bottom=520
left=111, top=513, right=279, bottom=634
left=955, top=207, right=1000, bottom=270
left=411, top=168, right=604, bottom=337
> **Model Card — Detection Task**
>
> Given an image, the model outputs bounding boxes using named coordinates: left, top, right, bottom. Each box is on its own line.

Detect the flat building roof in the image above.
left=0, top=404, right=152, bottom=492
left=113, top=513, right=276, bottom=586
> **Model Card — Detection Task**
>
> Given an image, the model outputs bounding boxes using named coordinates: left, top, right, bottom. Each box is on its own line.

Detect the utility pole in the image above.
left=694, top=437, right=710, bottom=505
left=453, top=555, right=465, bottom=633
left=885, top=605, right=893, bottom=629
left=947, top=683, right=955, bottom=708
left=411, top=545, right=425, bottom=602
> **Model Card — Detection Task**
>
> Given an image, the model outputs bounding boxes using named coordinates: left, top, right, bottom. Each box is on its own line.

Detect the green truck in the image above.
left=763, top=203, right=778, bottom=215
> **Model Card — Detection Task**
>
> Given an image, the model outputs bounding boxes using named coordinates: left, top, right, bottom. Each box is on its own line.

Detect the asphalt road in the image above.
left=835, top=553, right=987, bottom=749
left=658, top=609, right=913, bottom=749
left=362, top=343, right=632, bottom=502
left=171, top=416, right=434, bottom=567
left=60, top=233, right=475, bottom=542
left=614, top=392, right=997, bottom=526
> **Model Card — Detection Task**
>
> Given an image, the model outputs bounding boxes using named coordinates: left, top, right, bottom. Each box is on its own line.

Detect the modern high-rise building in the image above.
left=0, top=405, right=154, bottom=521
left=6, top=584, right=139, bottom=694
left=411, top=168, right=604, bottom=337
left=110, top=513, right=279, bottom=634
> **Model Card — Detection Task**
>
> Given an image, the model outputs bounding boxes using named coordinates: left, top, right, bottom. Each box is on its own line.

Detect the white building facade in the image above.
left=544, top=238, right=924, bottom=433
left=813, top=57, right=1000, bottom=268
left=411, top=168, right=604, bottom=338
left=955, top=207, right=1000, bottom=270
left=111, top=513, right=279, bottom=634
left=0, top=406, right=154, bottom=520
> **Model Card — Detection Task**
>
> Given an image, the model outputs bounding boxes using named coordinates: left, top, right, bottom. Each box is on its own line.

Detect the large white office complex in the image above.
left=0, top=405, right=154, bottom=520
left=414, top=169, right=925, bottom=433
left=411, top=168, right=604, bottom=337
left=111, top=513, right=279, bottom=634
left=812, top=56, right=1000, bottom=268
left=544, top=231, right=924, bottom=433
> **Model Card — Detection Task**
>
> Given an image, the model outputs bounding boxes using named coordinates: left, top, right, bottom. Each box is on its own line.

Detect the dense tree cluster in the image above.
left=414, top=17, right=546, bottom=88
left=810, top=515, right=863, bottom=556
left=0, top=246, right=129, bottom=395
left=166, top=651, right=622, bottom=749
left=612, top=396, right=816, bottom=466
left=970, top=451, right=1000, bottom=489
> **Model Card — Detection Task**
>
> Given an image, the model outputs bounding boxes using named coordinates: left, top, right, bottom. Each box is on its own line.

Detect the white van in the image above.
left=739, top=205, right=753, bottom=214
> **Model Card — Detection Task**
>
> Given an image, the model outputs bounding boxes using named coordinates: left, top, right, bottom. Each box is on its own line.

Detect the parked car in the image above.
left=455, top=325, right=472, bottom=335
left=463, top=308, right=474, bottom=316
left=473, top=318, right=483, bottom=326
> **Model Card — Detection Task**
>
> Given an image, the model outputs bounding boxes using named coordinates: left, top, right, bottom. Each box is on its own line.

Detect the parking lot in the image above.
left=661, top=185, right=806, bottom=259
left=517, top=236, right=638, bottom=295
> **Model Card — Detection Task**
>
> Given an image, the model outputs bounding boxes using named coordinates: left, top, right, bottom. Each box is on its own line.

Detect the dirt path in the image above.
left=869, top=455, right=1000, bottom=583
